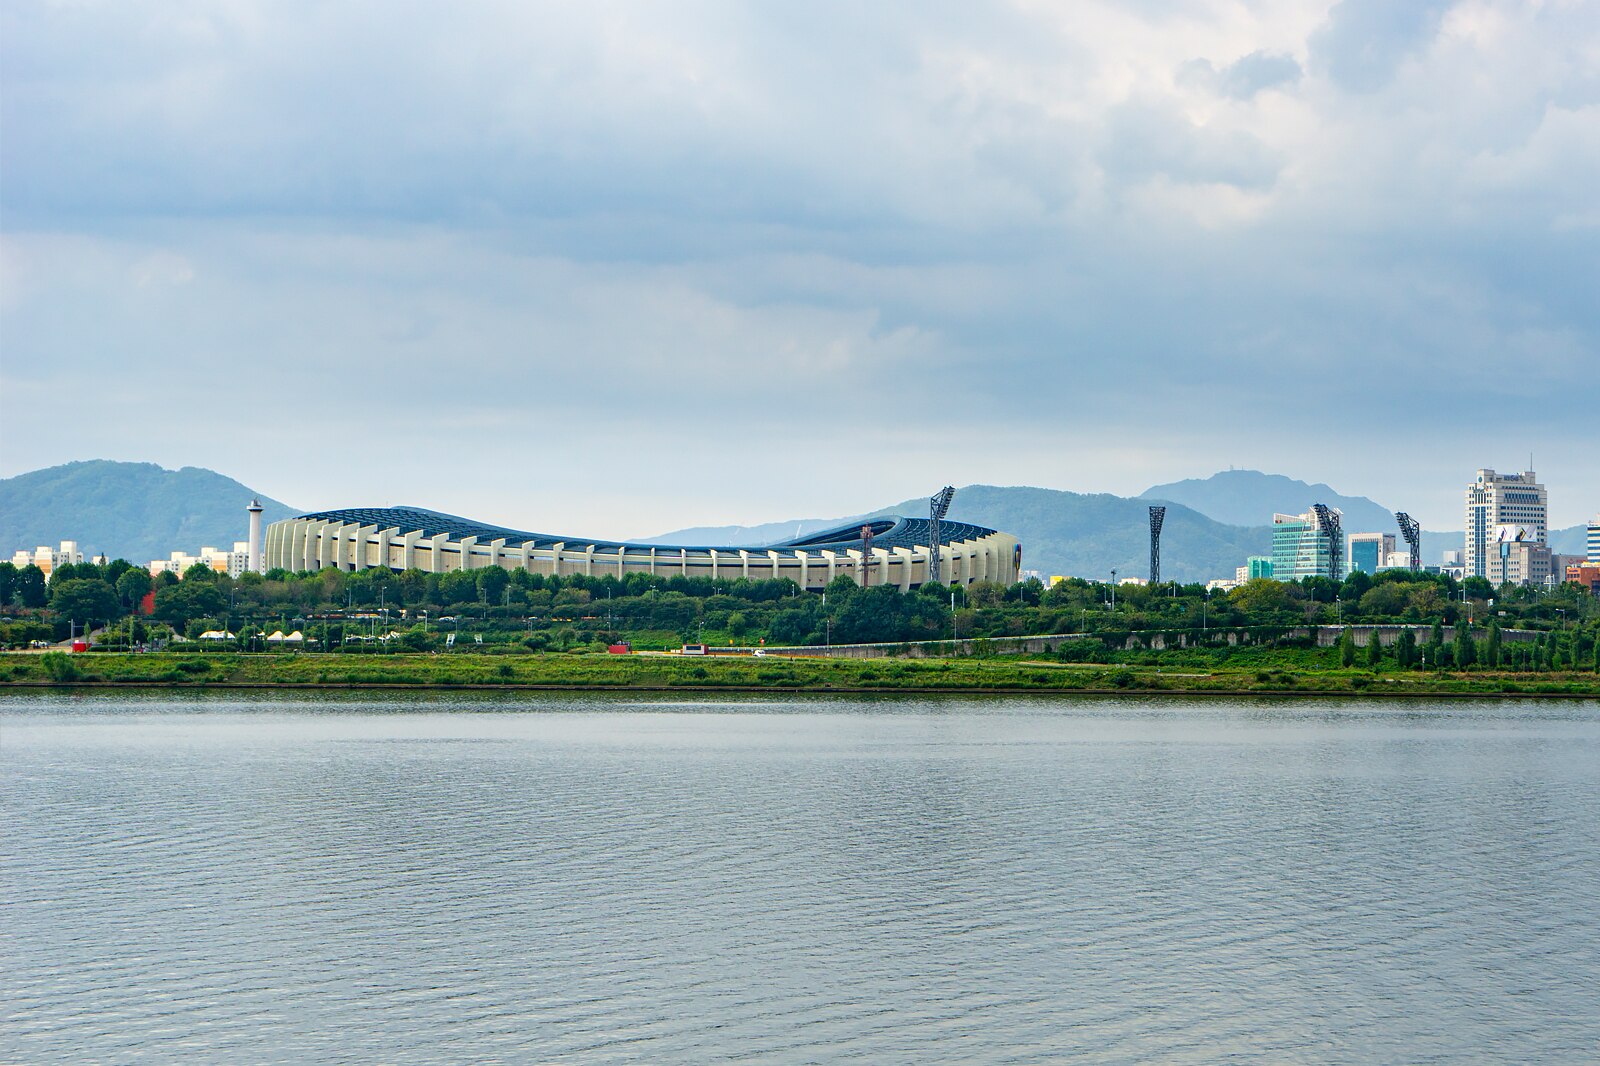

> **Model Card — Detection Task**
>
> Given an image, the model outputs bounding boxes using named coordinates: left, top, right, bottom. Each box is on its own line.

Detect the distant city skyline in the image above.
left=2, top=3, right=1595, bottom=533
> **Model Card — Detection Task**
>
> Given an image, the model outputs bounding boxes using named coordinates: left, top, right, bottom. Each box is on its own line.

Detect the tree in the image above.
left=1454, top=622, right=1476, bottom=668
left=14, top=565, right=47, bottom=608
left=1366, top=631, right=1383, bottom=667
left=1395, top=628, right=1417, bottom=669
left=475, top=566, right=510, bottom=606
left=1485, top=624, right=1502, bottom=669
left=1230, top=579, right=1294, bottom=614
left=1340, top=629, right=1356, bottom=667
left=116, top=568, right=153, bottom=610
left=154, top=581, right=227, bottom=627
left=49, top=578, right=122, bottom=625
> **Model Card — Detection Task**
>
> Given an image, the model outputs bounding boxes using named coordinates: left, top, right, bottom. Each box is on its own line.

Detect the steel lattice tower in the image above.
left=1396, top=512, right=1421, bottom=571
left=1148, top=506, right=1166, bottom=585
left=928, top=486, right=955, bottom=584
left=859, top=524, right=875, bottom=586
left=1311, top=503, right=1344, bottom=580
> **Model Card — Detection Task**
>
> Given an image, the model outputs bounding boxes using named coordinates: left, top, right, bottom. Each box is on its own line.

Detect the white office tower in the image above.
left=1589, top=515, right=1600, bottom=565
left=247, top=499, right=265, bottom=574
left=1464, top=469, right=1547, bottom=579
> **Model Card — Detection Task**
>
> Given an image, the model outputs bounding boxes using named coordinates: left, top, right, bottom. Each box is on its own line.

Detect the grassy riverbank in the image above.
left=4, top=651, right=1599, bottom=697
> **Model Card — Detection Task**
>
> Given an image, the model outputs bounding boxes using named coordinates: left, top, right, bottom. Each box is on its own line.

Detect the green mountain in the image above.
left=0, top=461, right=296, bottom=564
left=651, top=485, right=1268, bottom=583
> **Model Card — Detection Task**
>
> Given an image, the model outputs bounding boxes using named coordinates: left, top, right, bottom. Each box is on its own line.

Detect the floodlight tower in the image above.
left=1396, top=512, right=1421, bottom=571
left=1148, top=506, right=1166, bottom=585
left=1311, top=503, right=1343, bottom=580
left=247, top=499, right=265, bottom=574
left=928, top=486, right=955, bottom=585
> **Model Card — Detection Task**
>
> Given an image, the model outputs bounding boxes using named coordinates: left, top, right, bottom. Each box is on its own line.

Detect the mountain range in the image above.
left=3, top=461, right=1587, bottom=580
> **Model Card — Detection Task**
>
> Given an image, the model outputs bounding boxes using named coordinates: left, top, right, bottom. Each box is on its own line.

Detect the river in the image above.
left=3, top=692, right=1597, bottom=1063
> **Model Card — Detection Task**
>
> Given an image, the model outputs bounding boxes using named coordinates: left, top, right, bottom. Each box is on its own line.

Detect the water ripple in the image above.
left=2, top=693, right=1598, bottom=1063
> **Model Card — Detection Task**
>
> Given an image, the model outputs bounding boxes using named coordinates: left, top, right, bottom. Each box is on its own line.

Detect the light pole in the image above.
left=1110, top=569, right=1117, bottom=612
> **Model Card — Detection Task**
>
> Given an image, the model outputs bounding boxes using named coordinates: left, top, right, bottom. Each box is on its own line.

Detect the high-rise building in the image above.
left=1464, top=469, right=1547, bottom=579
left=1346, top=533, right=1396, bottom=576
left=9, top=541, right=85, bottom=581
left=1271, top=510, right=1340, bottom=581
left=1589, top=514, right=1600, bottom=565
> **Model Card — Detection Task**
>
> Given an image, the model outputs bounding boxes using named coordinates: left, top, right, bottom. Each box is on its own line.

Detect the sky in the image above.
left=2, top=0, right=1596, bottom=535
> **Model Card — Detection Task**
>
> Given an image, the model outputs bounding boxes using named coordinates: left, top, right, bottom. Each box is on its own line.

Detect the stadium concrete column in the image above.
left=456, top=536, right=478, bottom=571
left=615, top=546, right=627, bottom=578
left=678, top=548, right=689, bottom=577
left=427, top=533, right=450, bottom=572
left=893, top=547, right=914, bottom=590
left=709, top=549, right=720, bottom=581
left=400, top=530, right=421, bottom=570
left=582, top=545, right=595, bottom=577
left=768, top=550, right=783, bottom=582
left=487, top=538, right=505, bottom=570
left=324, top=523, right=346, bottom=570
left=794, top=551, right=809, bottom=588
left=354, top=525, right=377, bottom=569
left=648, top=547, right=658, bottom=576
left=301, top=521, right=325, bottom=571
left=821, top=550, right=838, bottom=583
left=376, top=528, right=399, bottom=569
left=846, top=548, right=863, bottom=585
left=739, top=550, right=751, bottom=580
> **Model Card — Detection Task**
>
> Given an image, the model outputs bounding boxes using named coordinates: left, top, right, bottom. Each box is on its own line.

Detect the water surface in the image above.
left=4, top=692, right=1598, bottom=1063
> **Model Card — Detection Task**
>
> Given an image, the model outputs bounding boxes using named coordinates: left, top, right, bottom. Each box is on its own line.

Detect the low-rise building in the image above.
left=1566, top=563, right=1600, bottom=596
left=1488, top=526, right=1551, bottom=587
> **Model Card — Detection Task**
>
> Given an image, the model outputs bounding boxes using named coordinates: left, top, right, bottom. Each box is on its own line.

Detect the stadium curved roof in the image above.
left=289, top=506, right=997, bottom=555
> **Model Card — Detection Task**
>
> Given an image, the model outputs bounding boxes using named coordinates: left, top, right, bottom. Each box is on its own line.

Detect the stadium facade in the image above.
left=263, top=507, right=1021, bottom=589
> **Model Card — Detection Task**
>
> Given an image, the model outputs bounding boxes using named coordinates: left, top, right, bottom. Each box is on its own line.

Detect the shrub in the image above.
left=41, top=653, right=80, bottom=682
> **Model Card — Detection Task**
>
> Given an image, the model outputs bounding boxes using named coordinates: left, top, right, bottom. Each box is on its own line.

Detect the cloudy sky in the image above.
left=2, top=0, right=1596, bottom=534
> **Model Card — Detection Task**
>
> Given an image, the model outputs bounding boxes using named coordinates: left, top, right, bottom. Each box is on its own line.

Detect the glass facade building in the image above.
left=1346, top=533, right=1396, bottom=577
left=1271, top=511, right=1338, bottom=581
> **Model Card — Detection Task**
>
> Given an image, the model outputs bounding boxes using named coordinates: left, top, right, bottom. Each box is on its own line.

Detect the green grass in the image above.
left=2, top=650, right=1597, bottom=697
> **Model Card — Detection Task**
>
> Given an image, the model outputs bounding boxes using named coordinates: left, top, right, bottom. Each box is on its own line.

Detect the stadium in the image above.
left=263, top=507, right=1020, bottom=589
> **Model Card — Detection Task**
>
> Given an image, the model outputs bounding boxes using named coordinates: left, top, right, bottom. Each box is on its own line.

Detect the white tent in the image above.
left=284, top=630, right=304, bottom=643
left=198, top=630, right=234, bottom=641
left=266, top=630, right=287, bottom=643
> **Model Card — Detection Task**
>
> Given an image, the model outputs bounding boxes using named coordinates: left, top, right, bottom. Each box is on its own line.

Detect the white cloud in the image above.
left=1, top=1, right=1596, bottom=529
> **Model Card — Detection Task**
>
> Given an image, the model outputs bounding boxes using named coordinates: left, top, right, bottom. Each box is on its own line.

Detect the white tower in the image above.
left=247, top=499, right=265, bottom=574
